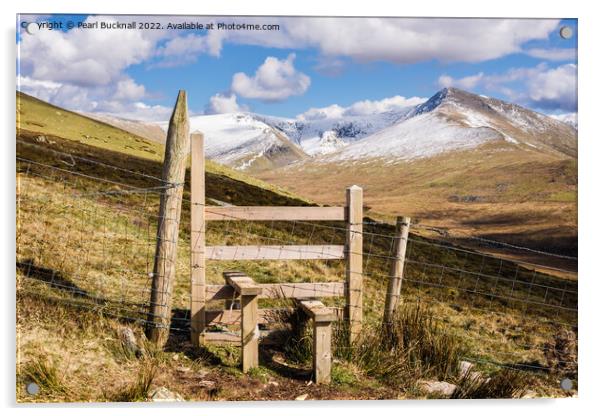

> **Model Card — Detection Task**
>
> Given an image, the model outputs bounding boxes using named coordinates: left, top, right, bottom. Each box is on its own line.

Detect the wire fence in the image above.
left=16, top=135, right=577, bottom=381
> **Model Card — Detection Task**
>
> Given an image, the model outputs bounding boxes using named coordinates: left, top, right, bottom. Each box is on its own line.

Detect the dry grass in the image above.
left=256, top=142, right=577, bottom=260
left=451, top=368, right=532, bottom=399
left=331, top=304, right=464, bottom=389
left=15, top=104, right=577, bottom=400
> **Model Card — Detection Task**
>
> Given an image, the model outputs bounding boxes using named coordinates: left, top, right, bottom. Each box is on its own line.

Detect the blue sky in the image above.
left=17, top=15, right=577, bottom=121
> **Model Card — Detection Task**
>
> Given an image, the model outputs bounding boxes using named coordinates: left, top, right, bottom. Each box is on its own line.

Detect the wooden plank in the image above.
left=206, top=245, right=345, bottom=260
left=313, top=321, right=332, bottom=384
left=225, top=272, right=262, bottom=296
left=205, top=308, right=290, bottom=325
left=205, top=206, right=345, bottom=221
left=190, top=132, right=206, bottom=347
left=146, top=90, right=189, bottom=348
left=345, top=185, right=363, bottom=343
left=206, top=307, right=344, bottom=326
left=204, top=329, right=288, bottom=346
left=203, top=331, right=240, bottom=344
left=299, top=300, right=336, bottom=323
left=206, top=282, right=345, bottom=301
left=383, top=216, right=411, bottom=326
left=241, top=294, right=259, bottom=372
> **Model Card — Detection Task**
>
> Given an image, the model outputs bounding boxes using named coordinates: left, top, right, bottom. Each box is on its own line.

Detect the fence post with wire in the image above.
left=383, top=216, right=411, bottom=327
left=146, top=90, right=189, bottom=347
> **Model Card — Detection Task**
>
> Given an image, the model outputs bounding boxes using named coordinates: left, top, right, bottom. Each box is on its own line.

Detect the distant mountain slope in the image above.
left=550, top=113, right=578, bottom=130
left=255, top=88, right=577, bottom=255
left=324, top=88, right=577, bottom=162
left=180, top=113, right=309, bottom=171
left=83, top=112, right=167, bottom=143
left=256, top=109, right=413, bottom=156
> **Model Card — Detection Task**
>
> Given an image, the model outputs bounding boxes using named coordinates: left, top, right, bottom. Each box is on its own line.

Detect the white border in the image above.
left=2, top=1, right=599, bottom=415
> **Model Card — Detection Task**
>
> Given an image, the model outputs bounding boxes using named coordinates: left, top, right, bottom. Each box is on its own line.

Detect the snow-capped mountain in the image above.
left=182, top=113, right=307, bottom=170
left=93, top=87, right=576, bottom=172
left=550, top=113, right=578, bottom=130
left=256, top=110, right=413, bottom=156
left=322, top=88, right=577, bottom=163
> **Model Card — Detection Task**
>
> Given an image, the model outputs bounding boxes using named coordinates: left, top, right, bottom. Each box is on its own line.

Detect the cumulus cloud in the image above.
left=436, top=63, right=577, bottom=112
left=346, top=96, right=427, bottom=116
left=135, top=16, right=561, bottom=71
left=524, top=48, right=576, bottom=61
left=19, top=16, right=158, bottom=87
left=17, top=74, right=170, bottom=122
left=438, top=72, right=485, bottom=90
left=231, top=54, right=310, bottom=101
left=297, top=104, right=346, bottom=121
left=526, top=64, right=577, bottom=110
left=192, top=17, right=560, bottom=65
left=113, top=78, right=146, bottom=101
left=205, top=93, right=248, bottom=114
left=297, top=95, right=427, bottom=120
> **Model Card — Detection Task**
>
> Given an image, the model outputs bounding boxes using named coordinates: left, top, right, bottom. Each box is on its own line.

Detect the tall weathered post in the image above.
left=146, top=90, right=190, bottom=347
left=383, top=216, right=411, bottom=327
left=345, top=185, right=363, bottom=343
left=190, top=132, right=206, bottom=347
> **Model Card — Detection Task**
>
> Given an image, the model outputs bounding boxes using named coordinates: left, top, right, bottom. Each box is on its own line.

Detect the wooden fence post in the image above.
left=190, top=132, right=206, bottom=347
left=146, top=90, right=189, bottom=347
left=241, top=294, right=260, bottom=372
left=313, top=321, right=332, bottom=384
left=383, top=216, right=411, bottom=326
left=345, top=185, right=363, bottom=343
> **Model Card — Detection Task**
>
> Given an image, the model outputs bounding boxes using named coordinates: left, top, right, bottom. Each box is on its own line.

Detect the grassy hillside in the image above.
left=16, top=91, right=307, bottom=204
left=257, top=140, right=577, bottom=258
left=16, top=93, right=577, bottom=401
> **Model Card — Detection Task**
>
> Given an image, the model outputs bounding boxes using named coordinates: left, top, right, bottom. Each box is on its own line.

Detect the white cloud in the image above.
left=524, top=48, right=576, bottom=61
left=114, top=78, right=146, bottom=101
left=436, top=63, right=577, bottom=111
left=297, top=104, right=346, bottom=121
left=19, top=16, right=158, bottom=87
left=198, top=17, right=560, bottom=65
left=17, top=74, right=170, bottom=122
left=17, top=76, right=62, bottom=102
left=345, top=96, right=427, bottom=116
left=438, top=72, right=484, bottom=90
left=526, top=64, right=577, bottom=110
left=205, top=93, right=248, bottom=114
left=297, top=95, right=427, bottom=120
left=153, top=33, right=227, bottom=67
left=231, top=53, right=310, bottom=101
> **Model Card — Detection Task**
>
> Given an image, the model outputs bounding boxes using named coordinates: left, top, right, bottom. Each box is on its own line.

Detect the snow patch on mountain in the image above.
left=165, top=113, right=305, bottom=170
left=256, top=109, right=414, bottom=155
left=324, top=111, right=502, bottom=162
left=550, top=113, right=578, bottom=129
